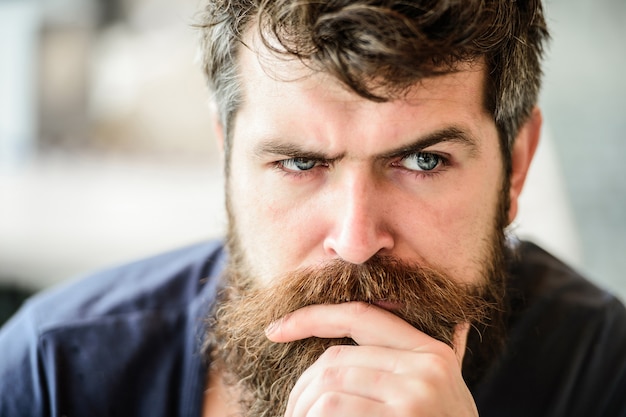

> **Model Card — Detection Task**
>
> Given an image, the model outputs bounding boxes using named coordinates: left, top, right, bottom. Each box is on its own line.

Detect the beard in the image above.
left=204, top=176, right=511, bottom=417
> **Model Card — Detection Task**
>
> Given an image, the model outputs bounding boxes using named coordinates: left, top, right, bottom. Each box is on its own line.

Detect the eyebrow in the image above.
left=379, top=126, right=480, bottom=160
left=253, top=141, right=343, bottom=161
left=253, top=126, right=480, bottom=161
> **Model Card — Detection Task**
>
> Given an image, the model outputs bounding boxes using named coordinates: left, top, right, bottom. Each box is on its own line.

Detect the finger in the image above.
left=266, top=301, right=442, bottom=352
left=287, top=344, right=460, bottom=414
left=287, top=366, right=387, bottom=417
left=289, top=390, right=386, bottom=417
left=452, top=322, right=471, bottom=366
left=286, top=354, right=416, bottom=415
left=286, top=345, right=409, bottom=416
left=301, top=344, right=408, bottom=373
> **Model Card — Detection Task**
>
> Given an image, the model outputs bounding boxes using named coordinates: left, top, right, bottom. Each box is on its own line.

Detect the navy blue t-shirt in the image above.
left=0, top=241, right=225, bottom=416
left=1, top=240, right=625, bottom=416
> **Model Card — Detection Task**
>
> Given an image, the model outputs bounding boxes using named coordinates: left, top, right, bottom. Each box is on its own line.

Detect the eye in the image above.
left=279, top=157, right=319, bottom=172
left=400, top=152, right=442, bottom=171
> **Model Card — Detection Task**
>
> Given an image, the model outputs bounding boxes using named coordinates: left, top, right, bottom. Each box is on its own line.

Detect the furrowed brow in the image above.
left=380, top=127, right=480, bottom=159
left=253, top=139, right=342, bottom=161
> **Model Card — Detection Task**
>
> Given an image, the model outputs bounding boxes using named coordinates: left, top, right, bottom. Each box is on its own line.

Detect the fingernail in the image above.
left=265, top=320, right=280, bottom=335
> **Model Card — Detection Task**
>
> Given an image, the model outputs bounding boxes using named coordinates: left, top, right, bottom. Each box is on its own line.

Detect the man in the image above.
left=1, top=0, right=625, bottom=416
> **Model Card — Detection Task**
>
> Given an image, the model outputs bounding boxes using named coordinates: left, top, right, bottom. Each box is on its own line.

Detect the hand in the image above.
left=265, top=302, right=478, bottom=417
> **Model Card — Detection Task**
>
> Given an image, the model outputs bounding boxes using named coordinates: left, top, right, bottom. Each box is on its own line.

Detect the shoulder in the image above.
left=475, top=240, right=626, bottom=417
left=22, top=240, right=226, bottom=331
left=0, top=240, right=226, bottom=416
left=510, top=240, right=625, bottom=329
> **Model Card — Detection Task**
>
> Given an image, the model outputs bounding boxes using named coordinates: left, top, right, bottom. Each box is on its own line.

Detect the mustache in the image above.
left=216, top=255, right=498, bottom=347
left=207, top=255, right=506, bottom=417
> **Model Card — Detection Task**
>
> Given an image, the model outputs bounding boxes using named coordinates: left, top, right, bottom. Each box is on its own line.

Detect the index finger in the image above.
left=265, top=301, right=447, bottom=352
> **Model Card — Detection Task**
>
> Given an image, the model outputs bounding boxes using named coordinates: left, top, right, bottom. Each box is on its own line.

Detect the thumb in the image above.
left=452, top=322, right=471, bottom=367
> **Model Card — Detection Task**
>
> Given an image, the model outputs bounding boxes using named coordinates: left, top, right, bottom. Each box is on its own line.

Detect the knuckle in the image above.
left=401, top=380, right=439, bottom=413
left=320, top=366, right=341, bottom=385
left=349, top=301, right=372, bottom=316
left=424, top=354, right=453, bottom=383
left=422, top=340, right=460, bottom=369
left=321, top=344, right=348, bottom=362
left=312, top=392, right=342, bottom=415
left=402, top=395, right=434, bottom=417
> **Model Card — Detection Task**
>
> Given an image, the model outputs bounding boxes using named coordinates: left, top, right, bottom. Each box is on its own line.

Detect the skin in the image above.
left=205, top=31, right=542, bottom=416
left=268, top=304, right=473, bottom=416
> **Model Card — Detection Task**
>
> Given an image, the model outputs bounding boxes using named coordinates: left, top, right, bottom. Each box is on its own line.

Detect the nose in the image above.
left=323, top=173, right=395, bottom=264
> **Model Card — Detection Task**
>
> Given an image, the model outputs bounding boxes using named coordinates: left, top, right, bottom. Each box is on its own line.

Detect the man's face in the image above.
left=225, top=40, right=506, bottom=288
left=207, top=34, right=538, bottom=417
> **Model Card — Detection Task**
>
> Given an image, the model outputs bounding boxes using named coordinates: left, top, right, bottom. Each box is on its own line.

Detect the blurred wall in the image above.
left=540, top=0, right=626, bottom=298
left=1, top=0, right=225, bottom=290
left=0, top=0, right=625, bottom=300
left=0, top=0, right=39, bottom=168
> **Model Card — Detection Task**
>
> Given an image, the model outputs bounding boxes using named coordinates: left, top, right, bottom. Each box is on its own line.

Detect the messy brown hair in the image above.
left=197, top=0, right=549, bottom=168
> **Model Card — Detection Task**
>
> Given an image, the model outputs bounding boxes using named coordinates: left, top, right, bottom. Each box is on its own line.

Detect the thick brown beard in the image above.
left=206, top=252, right=506, bottom=417
left=208, top=157, right=512, bottom=416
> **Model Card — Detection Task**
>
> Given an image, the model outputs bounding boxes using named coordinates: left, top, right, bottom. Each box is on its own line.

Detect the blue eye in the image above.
left=400, top=152, right=441, bottom=171
left=280, top=158, right=318, bottom=171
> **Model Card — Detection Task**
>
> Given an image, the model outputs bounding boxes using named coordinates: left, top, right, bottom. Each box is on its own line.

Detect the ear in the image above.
left=209, top=101, right=226, bottom=158
left=508, top=107, right=542, bottom=224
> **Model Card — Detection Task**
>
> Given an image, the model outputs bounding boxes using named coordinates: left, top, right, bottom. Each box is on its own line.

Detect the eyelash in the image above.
left=393, top=152, right=450, bottom=179
left=273, top=152, right=450, bottom=179
left=272, top=159, right=328, bottom=178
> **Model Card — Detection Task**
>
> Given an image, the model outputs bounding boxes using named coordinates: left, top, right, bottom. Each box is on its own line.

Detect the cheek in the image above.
left=228, top=168, right=326, bottom=277
left=400, top=170, right=502, bottom=283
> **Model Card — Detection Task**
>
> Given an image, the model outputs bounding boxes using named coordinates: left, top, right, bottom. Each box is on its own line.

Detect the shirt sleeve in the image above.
left=0, top=301, right=48, bottom=416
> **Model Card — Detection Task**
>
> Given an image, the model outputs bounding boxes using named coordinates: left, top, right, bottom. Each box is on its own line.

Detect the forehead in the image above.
left=234, top=28, right=488, bottom=112
left=228, top=29, right=495, bottom=160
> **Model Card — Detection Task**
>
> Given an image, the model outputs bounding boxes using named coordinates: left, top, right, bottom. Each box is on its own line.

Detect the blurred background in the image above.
left=1, top=0, right=625, bottom=323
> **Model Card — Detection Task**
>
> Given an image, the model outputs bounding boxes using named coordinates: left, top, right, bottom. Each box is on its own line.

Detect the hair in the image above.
left=197, top=0, right=549, bottom=171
